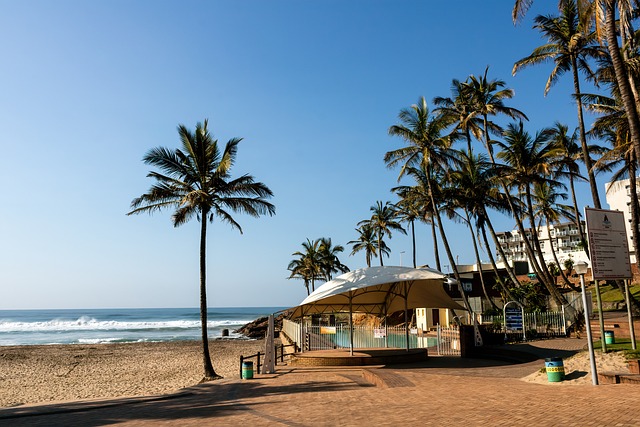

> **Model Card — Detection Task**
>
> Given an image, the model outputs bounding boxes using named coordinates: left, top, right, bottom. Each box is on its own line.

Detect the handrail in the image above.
left=238, top=343, right=297, bottom=377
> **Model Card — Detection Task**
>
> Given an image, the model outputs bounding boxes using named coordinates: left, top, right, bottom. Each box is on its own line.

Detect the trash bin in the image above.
left=545, top=357, right=564, bottom=382
left=242, top=361, right=254, bottom=379
left=604, top=330, right=615, bottom=345
left=221, top=328, right=229, bottom=337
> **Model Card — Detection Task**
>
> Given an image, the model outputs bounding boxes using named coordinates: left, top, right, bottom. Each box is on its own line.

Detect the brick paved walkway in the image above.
left=2, top=338, right=639, bottom=427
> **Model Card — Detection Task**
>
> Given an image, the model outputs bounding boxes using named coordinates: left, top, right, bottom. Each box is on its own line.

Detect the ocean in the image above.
left=0, top=307, right=287, bottom=346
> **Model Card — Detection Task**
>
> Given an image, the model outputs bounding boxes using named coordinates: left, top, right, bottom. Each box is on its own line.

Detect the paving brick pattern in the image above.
left=2, top=338, right=640, bottom=426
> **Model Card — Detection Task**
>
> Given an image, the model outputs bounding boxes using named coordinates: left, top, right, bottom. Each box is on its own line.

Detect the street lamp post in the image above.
left=575, top=260, right=598, bottom=386
left=400, top=251, right=405, bottom=267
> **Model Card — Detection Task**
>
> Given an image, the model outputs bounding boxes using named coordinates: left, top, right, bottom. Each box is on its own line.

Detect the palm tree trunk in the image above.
left=503, top=184, right=554, bottom=293
left=411, top=219, right=417, bottom=268
left=466, top=211, right=498, bottom=311
left=481, top=119, right=550, bottom=293
left=524, top=187, right=568, bottom=307
left=546, top=222, right=580, bottom=292
left=378, top=233, right=384, bottom=267
left=568, top=174, right=589, bottom=258
left=200, top=213, right=217, bottom=379
left=605, top=0, right=640, bottom=166
left=425, top=169, right=471, bottom=313
left=480, top=208, right=520, bottom=299
left=571, top=58, right=602, bottom=209
left=430, top=218, right=442, bottom=271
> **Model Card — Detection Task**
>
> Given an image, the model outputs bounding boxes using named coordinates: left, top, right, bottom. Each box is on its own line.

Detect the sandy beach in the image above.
left=0, top=339, right=268, bottom=408
left=522, top=348, right=630, bottom=385
left=0, top=337, right=633, bottom=409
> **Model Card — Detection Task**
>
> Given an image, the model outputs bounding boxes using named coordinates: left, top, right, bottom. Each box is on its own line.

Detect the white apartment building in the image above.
left=496, top=221, right=590, bottom=273
left=605, top=178, right=638, bottom=263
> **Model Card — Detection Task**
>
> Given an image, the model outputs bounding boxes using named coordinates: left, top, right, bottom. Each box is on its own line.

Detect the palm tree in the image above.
left=512, top=0, right=640, bottom=177
left=386, top=99, right=472, bottom=311
left=392, top=171, right=443, bottom=271
left=445, top=149, right=519, bottom=304
left=466, top=67, right=529, bottom=160
left=393, top=193, right=420, bottom=268
left=496, top=122, right=569, bottom=307
left=531, top=181, right=581, bottom=292
left=513, top=0, right=605, bottom=209
left=318, top=237, right=349, bottom=280
left=128, top=120, right=275, bottom=380
left=348, top=223, right=387, bottom=268
left=548, top=122, right=592, bottom=253
left=433, top=79, right=482, bottom=152
left=289, top=239, right=324, bottom=294
left=287, top=256, right=312, bottom=296
left=358, top=201, right=406, bottom=266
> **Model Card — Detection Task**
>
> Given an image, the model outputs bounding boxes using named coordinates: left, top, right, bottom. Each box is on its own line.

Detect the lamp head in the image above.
left=574, top=260, right=588, bottom=275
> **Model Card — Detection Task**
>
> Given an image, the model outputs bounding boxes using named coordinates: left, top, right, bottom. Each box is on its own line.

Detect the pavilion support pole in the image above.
left=404, top=282, right=410, bottom=352
left=349, top=290, right=354, bottom=356
left=384, top=305, right=389, bottom=349
left=300, top=305, right=306, bottom=353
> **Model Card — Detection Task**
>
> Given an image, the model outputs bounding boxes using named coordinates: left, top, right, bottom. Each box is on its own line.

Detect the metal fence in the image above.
left=436, top=325, right=461, bottom=356
left=481, top=310, right=566, bottom=337
left=282, top=319, right=461, bottom=356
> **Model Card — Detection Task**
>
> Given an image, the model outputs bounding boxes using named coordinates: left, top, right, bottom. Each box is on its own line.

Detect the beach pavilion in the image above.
left=286, top=266, right=465, bottom=358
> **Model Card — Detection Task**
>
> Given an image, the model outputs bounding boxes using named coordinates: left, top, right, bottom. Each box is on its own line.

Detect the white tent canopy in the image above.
left=290, top=266, right=464, bottom=319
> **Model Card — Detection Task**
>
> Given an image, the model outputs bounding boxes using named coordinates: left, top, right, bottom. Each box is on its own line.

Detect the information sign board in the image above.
left=585, top=208, right=632, bottom=280
left=505, top=308, right=523, bottom=330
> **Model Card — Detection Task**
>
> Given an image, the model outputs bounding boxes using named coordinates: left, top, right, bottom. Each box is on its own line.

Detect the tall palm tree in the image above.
left=466, top=67, right=529, bottom=160
left=548, top=122, right=592, bottom=254
left=128, top=120, right=275, bottom=380
left=393, top=192, right=420, bottom=268
left=445, top=149, right=519, bottom=304
left=496, top=122, right=569, bottom=307
left=433, top=80, right=482, bottom=152
left=287, top=256, right=312, bottom=296
left=531, top=181, right=581, bottom=292
left=318, top=237, right=349, bottom=280
left=386, top=99, right=471, bottom=311
left=513, top=0, right=640, bottom=178
left=289, top=239, right=324, bottom=294
left=513, top=0, right=605, bottom=209
left=392, top=171, right=443, bottom=271
left=358, top=201, right=406, bottom=266
left=348, top=223, right=387, bottom=268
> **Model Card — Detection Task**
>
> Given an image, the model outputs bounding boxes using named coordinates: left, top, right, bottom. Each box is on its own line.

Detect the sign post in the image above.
left=586, top=208, right=634, bottom=351
left=584, top=208, right=634, bottom=384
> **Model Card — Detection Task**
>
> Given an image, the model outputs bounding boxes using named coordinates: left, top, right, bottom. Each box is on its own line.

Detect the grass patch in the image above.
left=592, top=338, right=640, bottom=357
left=592, top=283, right=640, bottom=303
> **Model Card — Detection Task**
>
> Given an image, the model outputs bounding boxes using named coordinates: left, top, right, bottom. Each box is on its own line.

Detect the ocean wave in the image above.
left=0, top=317, right=252, bottom=333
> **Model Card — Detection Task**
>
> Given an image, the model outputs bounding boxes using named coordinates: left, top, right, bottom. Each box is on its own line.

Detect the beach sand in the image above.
left=1, top=340, right=633, bottom=408
left=0, top=339, right=268, bottom=408
left=522, top=349, right=630, bottom=385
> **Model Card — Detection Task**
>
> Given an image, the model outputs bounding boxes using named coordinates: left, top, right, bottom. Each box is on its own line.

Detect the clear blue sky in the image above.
left=0, top=1, right=609, bottom=309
